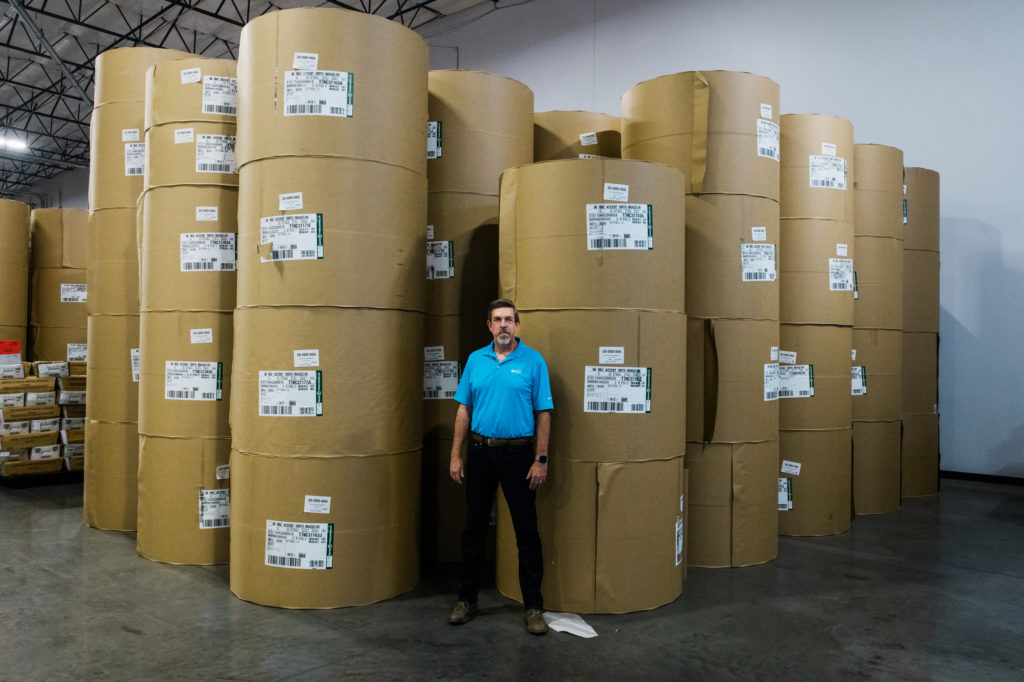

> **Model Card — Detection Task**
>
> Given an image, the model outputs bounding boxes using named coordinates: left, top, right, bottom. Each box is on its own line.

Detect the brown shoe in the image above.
left=448, top=601, right=477, bottom=625
left=525, top=608, right=548, bottom=635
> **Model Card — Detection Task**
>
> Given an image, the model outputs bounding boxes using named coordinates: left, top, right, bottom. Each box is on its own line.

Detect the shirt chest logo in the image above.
left=509, top=369, right=522, bottom=374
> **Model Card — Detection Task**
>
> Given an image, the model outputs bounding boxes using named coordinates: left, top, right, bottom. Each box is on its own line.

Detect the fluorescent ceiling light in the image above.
left=1, top=138, right=27, bottom=151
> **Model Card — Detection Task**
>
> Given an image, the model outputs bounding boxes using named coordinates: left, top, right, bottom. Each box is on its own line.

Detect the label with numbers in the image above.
left=180, top=233, right=237, bottom=272
left=851, top=366, right=867, bottom=396
left=741, top=243, right=776, bottom=281
left=427, top=121, right=442, bottom=158
left=836, top=243, right=848, bottom=256
left=757, top=119, right=780, bottom=160
left=829, top=258, right=855, bottom=291
left=426, top=241, right=455, bottom=279
left=60, top=284, right=87, bottom=303
left=580, top=131, right=599, bottom=146
left=579, top=154, right=603, bottom=159
left=190, top=328, right=213, bottom=344
left=199, top=489, right=230, bottom=529
left=175, top=128, right=194, bottom=144
left=131, top=348, right=141, bottom=382
left=258, top=370, right=322, bottom=416
left=35, top=362, right=67, bottom=377
left=195, top=206, right=219, bottom=221
left=292, top=52, right=318, bottom=70
left=781, top=460, right=802, bottom=476
left=821, top=142, right=837, bottom=156
left=122, top=128, right=140, bottom=142
left=586, top=204, right=653, bottom=250
left=181, top=67, right=201, bottom=84
left=304, top=495, right=332, bottom=514
left=259, top=214, right=324, bottom=261
left=764, top=363, right=779, bottom=401
left=195, top=134, right=236, bottom=173
left=164, top=361, right=222, bottom=401
left=770, top=346, right=779, bottom=361
left=760, top=103, right=773, bottom=119
left=265, top=520, right=333, bottom=569
left=216, top=465, right=230, bottom=480
left=778, top=364, right=814, bottom=398
left=283, top=70, right=353, bottom=117
left=583, top=366, right=651, bottom=413
left=778, top=478, right=793, bottom=510
left=599, top=347, right=625, bottom=365
left=809, top=155, right=847, bottom=189
left=279, top=192, right=303, bottom=211
left=67, top=343, right=88, bottom=362
left=293, top=349, right=320, bottom=367
left=675, top=517, right=684, bottom=567
left=751, top=226, right=767, bottom=241
left=202, top=76, right=237, bottom=115
left=424, top=346, right=444, bottom=362
left=124, top=142, right=145, bottom=176
left=779, top=350, right=797, bottom=365
left=424, top=361, right=459, bottom=400
left=603, top=183, right=629, bottom=202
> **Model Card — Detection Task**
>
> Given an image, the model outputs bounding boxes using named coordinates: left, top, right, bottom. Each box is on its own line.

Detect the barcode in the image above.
left=299, top=406, right=315, bottom=415
left=798, top=390, right=811, bottom=397
left=629, top=403, right=645, bottom=412
left=266, top=554, right=302, bottom=567
left=427, top=151, right=438, bottom=159
left=308, top=560, right=325, bottom=568
left=272, top=249, right=293, bottom=259
left=183, top=261, right=215, bottom=271
left=588, top=401, right=622, bottom=411
left=220, top=263, right=234, bottom=270
left=203, top=104, right=237, bottom=115
left=298, top=250, right=316, bottom=258
left=765, top=390, right=779, bottom=400
left=832, top=282, right=853, bottom=290
left=744, top=272, right=770, bottom=280
left=197, top=163, right=233, bottom=173
left=201, top=517, right=229, bottom=528
left=758, top=147, right=779, bottom=159
left=201, top=392, right=216, bottom=400
left=812, top=179, right=837, bottom=187
left=166, top=390, right=196, bottom=399
left=261, top=405, right=293, bottom=415
left=285, top=104, right=347, bottom=116
left=126, top=167, right=143, bottom=175
left=778, top=389, right=794, bottom=398
left=425, top=390, right=439, bottom=399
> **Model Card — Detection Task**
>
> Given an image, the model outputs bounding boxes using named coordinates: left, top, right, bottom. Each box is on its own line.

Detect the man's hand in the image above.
left=526, top=460, right=547, bottom=490
left=450, top=450, right=465, bottom=485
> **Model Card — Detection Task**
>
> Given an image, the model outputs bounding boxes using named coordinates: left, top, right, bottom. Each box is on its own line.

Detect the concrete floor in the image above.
left=1, top=477, right=1022, bottom=681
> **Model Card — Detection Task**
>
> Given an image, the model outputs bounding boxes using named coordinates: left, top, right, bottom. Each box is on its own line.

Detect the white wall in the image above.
left=422, top=0, right=1024, bottom=477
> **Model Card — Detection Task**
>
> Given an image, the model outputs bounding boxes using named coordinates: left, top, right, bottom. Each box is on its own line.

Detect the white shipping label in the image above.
left=424, top=361, right=459, bottom=400
left=175, top=128, right=195, bottom=144
left=32, top=418, right=59, bottom=431
left=586, top=203, right=653, bottom=250
left=779, top=350, right=797, bottom=365
left=0, top=365, right=23, bottom=379
left=0, top=394, right=25, bottom=408
left=64, top=443, right=85, bottom=456
left=809, top=155, right=847, bottom=189
left=836, top=243, right=848, bottom=256
left=258, top=370, right=322, bottom=417
left=427, top=121, right=442, bottom=158
left=821, top=142, right=837, bottom=156
left=851, top=366, right=867, bottom=396
left=0, top=420, right=28, bottom=435
left=757, top=119, right=780, bottom=161
left=293, top=349, right=320, bottom=367
left=580, top=131, right=599, bottom=146
left=25, top=392, right=56, bottom=406
left=67, top=343, right=87, bottom=362
left=675, top=517, right=684, bottom=567
left=829, top=258, right=855, bottom=291
left=599, top=347, right=625, bottom=365
left=426, top=225, right=434, bottom=239
left=770, top=346, right=779, bottom=362
left=35, top=362, right=68, bottom=377
left=164, top=361, right=223, bottom=401
left=424, top=346, right=444, bottom=362
left=201, top=76, right=237, bottom=116
left=190, top=328, right=213, bottom=344
left=195, top=206, right=219, bottom=221
left=180, top=233, right=237, bottom=272
left=283, top=70, right=353, bottom=117
left=579, top=153, right=604, bottom=159
left=124, top=142, right=144, bottom=176
left=760, top=103, right=773, bottom=119
left=304, top=495, right=331, bottom=514
left=751, top=226, right=768, bottom=241
left=278, top=192, right=303, bottom=211
left=778, top=478, right=793, bottom=511
left=426, top=241, right=455, bottom=280
left=195, top=134, right=236, bottom=173
left=61, top=417, right=85, bottom=430
left=292, top=52, right=319, bottom=70
left=122, top=128, right=140, bottom=142
left=851, top=349, right=857, bottom=361
left=130, top=348, right=141, bottom=382
left=60, top=284, right=87, bottom=303
left=764, top=363, right=780, bottom=401
left=216, top=465, right=230, bottom=480
left=583, top=366, right=651, bottom=413
left=741, top=243, right=776, bottom=282
left=259, top=214, right=324, bottom=261
left=265, top=520, right=333, bottom=569
left=180, top=67, right=201, bottom=84
left=199, top=489, right=230, bottom=529
left=778, top=364, right=814, bottom=398
left=31, top=445, right=61, bottom=461
left=603, top=183, right=629, bottom=202
left=781, top=460, right=802, bottom=476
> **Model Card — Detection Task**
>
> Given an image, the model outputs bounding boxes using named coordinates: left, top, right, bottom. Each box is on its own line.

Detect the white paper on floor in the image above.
left=543, top=611, right=598, bottom=638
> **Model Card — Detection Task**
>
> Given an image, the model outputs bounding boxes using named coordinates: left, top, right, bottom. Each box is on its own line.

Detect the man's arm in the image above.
left=525, top=409, right=551, bottom=491
left=449, top=403, right=471, bottom=484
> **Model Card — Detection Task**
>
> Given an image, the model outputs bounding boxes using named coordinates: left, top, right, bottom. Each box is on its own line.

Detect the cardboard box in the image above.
left=83, top=419, right=140, bottom=531
left=62, top=404, right=87, bottom=419
left=903, top=249, right=940, bottom=333
left=64, top=450, right=85, bottom=472
left=779, top=324, right=853, bottom=430
left=29, top=327, right=89, bottom=365
left=93, top=46, right=192, bottom=106
left=139, top=310, right=232, bottom=439
left=69, top=361, right=87, bottom=376
left=230, top=307, right=423, bottom=457
left=236, top=156, right=426, bottom=311
left=59, top=374, right=86, bottom=391
left=138, top=185, right=238, bottom=313
left=422, top=313, right=491, bottom=439
left=901, top=413, right=939, bottom=497
left=0, top=421, right=29, bottom=435
left=851, top=328, right=902, bottom=421
left=853, top=235, right=903, bottom=330
left=686, top=440, right=778, bottom=567
left=2, top=404, right=59, bottom=423
left=85, top=314, right=140, bottom=422
left=34, top=361, right=68, bottom=377
left=30, top=443, right=61, bottom=460
left=88, top=102, right=148, bottom=211
left=853, top=144, right=904, bottom=239
left=685, top=193, right=780, bottom=320
left=61, top=428, right=85, bottom=444
left=236, top=7, right=428, bottom=175
left=902, top=332, right=938, bottom=413
left=534, top=110, right=621, bottom=162
left=0, top=377, right=56, bottom=394
left=0, top=393, right=24, bottom=408
left=229, top=448, right=420, bottom=608
left=1, top=429, right=58, bottom=451
left=30, top=268, right=88, bottom=329
left=2, top=457, right=62, bottom=476
left=778, top=427, right=852, bottom=536
left=144, top=121, right=239, bottom=190
left=852, top=420, right=901, bottom=516
left=29, top=207, right=88, bottom=270
left=427, top=70, right=533, bottom=195
left=87, top=207, right=140, bottom=317
left=779, top=114, right=855, bottom=221
left=145, top=57, right=237, bottom=130
left=903, top=167, right=940, bottom=252
left=425, top=192, right=500, bottom=318
left=513, top=309, right=686, bottom=463
left=622, top=70, right=780, bottom=199
left=499, top=158, right=686, bottom=312
left=779, top=218, right=855, bottom=325
left=496, top=456, right=685, bottom=614
left=137, top=434, right=230, bottom=565
left=25, top=391, right=56, bottom=406
left=687, top=318, right=779, bottom=443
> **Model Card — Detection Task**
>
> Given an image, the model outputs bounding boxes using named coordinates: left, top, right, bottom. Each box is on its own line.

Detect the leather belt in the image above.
left=471, top=433, right=532, bottom=447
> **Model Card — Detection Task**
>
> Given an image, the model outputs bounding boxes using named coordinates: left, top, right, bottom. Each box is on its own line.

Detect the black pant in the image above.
left=458, top=439, right=543, bottom=610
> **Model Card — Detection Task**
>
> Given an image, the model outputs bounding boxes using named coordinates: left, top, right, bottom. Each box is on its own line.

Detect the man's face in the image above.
left=487, top=307, right=519, bottom=346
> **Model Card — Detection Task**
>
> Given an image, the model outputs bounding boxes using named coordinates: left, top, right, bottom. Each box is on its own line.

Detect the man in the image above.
left=448, top=298, right=553, bottom=635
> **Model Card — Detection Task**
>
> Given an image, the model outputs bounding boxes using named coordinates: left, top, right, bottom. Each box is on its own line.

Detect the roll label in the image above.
left=757, top=119, right=780, bottom=161
left=259, top=214, right=324, bottom=262
left=60, top=284, right=87, bottom=303
left=424, top=346, right=444, bottom=362
left=180, top=67, right=202, bottom=84
left=202, top=75, right=237, bottom=116
left=195, top=206, right=219, bottom=221
left=580, top=131, right=599, bottom=146
left=424, top=361, right=459, bottom=400
left=199, top=489, right=230, bottom=529
left=586, top=204, right=653, bottom=250
left=131, top=348, right=141, bottom=383
left=809, top=154, right=847, bottom=189
left=764, top=363, right=780, bottom=401
left=778, top=364, right=814, bottom=398
left=180, top=232, right=237, bottom=272
left=427, top=121, right=442, bottom=158
left=175, top=128, right=195, bottom=144
left=190, top=328, right=213, bottom=344
left=67, top=343, right=87, bottom=362
left=283, top=70, right=353, bottom=117
left=265, top=520, right=333, bottom=569
left=258, top=370, right=322, bottom=417
left=164, top=361, right=223, bottom=401
left=195, top=134, right=236, bottom=174
left=426, top=240, right=455, bottom=279
left=304, top=495, right=332, bottom=514
left=741, top=243, right=776, bottom=281
left=583, top=366, right=651, bottom=413
left=778, top=478, right=793, bottom=510
left=829, top=258, right=855, bottom=291
left=851, top=366, right=867, bottom=396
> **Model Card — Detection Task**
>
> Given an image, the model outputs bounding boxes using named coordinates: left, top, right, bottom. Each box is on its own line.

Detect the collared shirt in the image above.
left=454, top=337, right=554, bottom=439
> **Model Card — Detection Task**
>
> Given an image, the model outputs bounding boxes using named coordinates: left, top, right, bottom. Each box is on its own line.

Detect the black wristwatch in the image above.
left=534, top=455, right=548, bottom=463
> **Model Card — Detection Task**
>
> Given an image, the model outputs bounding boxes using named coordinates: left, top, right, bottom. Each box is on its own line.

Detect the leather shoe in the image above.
left=525, top=608, right=548, bottom=635
left=448, top=601, right=477, bottom=625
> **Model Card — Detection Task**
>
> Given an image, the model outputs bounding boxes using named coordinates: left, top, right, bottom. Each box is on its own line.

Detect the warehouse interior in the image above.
left=1, top=0, right=1023, bottom=678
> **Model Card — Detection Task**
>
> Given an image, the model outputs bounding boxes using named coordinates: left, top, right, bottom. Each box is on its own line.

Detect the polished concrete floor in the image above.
left=1, top=476, right=1022, bottom=681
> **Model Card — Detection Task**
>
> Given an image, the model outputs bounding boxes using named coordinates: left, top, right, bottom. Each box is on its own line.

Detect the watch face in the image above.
left=536, top=455, right=548, bottom=463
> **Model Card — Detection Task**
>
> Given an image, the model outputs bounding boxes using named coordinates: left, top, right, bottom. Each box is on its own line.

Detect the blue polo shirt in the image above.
left=454, top=337, right=554, bottom=439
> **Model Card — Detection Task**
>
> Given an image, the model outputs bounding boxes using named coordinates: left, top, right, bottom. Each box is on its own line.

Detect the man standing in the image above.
left=448, top=299, right=553, bottom=635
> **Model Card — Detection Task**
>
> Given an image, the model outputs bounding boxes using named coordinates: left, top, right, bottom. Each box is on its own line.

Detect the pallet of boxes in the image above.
left=0, top=342, right=86, bottom=477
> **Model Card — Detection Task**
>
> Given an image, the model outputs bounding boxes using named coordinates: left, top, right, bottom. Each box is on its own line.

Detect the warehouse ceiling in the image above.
left=0, top=0, right=491, bottom=200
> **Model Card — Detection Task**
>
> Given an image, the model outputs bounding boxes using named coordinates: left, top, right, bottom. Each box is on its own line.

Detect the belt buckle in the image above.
left=487, top=437, right=508, bottom=447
